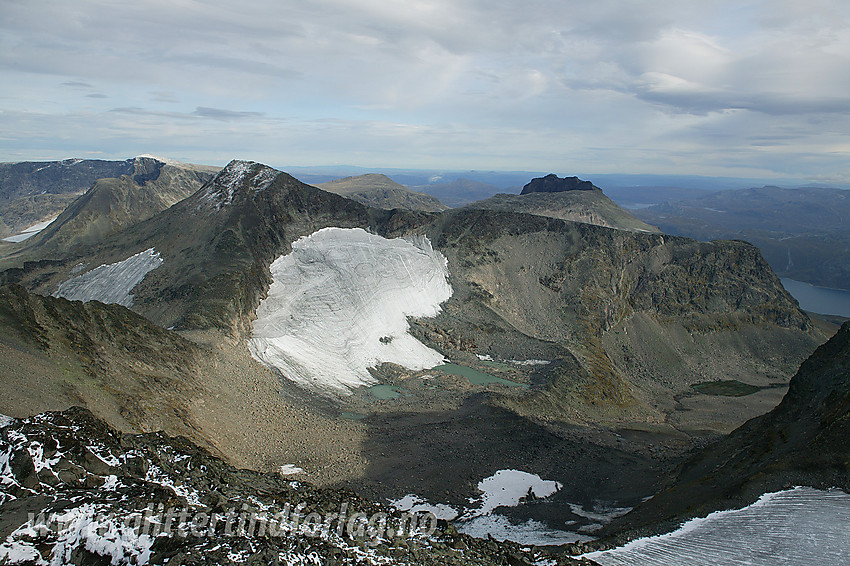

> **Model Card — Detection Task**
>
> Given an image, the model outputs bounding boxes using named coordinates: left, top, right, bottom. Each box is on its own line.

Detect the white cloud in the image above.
left=0, top=0, right=848, bottom=179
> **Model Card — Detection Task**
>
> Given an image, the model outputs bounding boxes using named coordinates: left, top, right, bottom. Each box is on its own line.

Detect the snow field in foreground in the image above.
left=53, top=248, right=163, bottom=308
left=471, top=469, right=562, bottom=516
left=249, top=227, right=452, bottom=394
left=392, top=469, right=593, bottom=545
left=584, top=487, right=850, bottom=566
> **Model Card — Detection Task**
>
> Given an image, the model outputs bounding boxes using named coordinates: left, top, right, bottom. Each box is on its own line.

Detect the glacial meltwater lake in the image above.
left=781, top=278, right=850, bottom=318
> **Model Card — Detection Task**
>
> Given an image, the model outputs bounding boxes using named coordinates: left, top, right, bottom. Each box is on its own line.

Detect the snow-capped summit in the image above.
left=200, top=160, right=279, bottom=210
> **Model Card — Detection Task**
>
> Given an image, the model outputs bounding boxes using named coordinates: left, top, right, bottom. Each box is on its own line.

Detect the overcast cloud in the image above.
left=1, top=0, right=848, bottom=180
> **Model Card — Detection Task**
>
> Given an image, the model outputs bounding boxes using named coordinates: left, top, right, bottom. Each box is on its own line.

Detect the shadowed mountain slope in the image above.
left=601, top=320, right=850, bottom=541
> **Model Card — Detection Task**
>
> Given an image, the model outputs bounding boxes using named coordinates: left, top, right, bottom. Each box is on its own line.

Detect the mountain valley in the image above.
left=0, top=157, right=846, bottom=564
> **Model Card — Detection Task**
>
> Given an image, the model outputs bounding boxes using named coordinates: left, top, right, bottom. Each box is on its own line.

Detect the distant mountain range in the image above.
left=0, top=158, right=136, bottom=239
left=0, top=157, right=218, bottom=242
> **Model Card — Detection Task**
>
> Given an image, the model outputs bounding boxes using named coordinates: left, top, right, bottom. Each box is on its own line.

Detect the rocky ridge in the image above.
left=14, top=157, right=216, bottom=257
left=0, top=159, right=137, bottom=205
left=416, top=208, right=821, bottom=428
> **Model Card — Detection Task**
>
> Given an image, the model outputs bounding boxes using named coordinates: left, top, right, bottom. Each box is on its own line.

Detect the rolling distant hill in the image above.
left=410, top=178, right=508, bottom=207
left=317, top=173, right=448, bottom=212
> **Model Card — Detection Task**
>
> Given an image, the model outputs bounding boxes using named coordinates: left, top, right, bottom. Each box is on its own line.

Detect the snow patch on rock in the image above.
left=248, top=227, right=452, bottom=394
left=458, top=515, right=590, bottom=546
left=390, top=495, right=459, bottom=521
left=53, top=248, right=162, bottom=307
left=471, top=469, right=562, bottom=516
left=201, top=160, right=278, bottom=210
left=279, top=464, right=304, bottom=476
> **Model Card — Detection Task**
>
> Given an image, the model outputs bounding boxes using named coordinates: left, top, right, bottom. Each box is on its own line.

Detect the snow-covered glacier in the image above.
left=584, top=487, right=850, bottom=566
left=248, top=227, right=452, bottom=394
left=53, top=248, right=163, bottom=308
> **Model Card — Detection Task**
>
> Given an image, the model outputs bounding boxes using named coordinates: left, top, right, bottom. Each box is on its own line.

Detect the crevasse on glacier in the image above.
left=248, top=227, right=452, bottom=394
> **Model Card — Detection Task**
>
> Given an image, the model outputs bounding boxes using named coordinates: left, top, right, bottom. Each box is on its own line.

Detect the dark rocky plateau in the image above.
left=521, top=174, right=599, bottom=194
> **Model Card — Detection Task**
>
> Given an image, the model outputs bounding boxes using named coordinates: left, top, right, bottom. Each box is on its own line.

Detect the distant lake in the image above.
left=781, top=278, right=850, bottom=318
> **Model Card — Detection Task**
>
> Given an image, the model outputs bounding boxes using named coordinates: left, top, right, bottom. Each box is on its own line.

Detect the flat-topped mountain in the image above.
left=521, top=174, right=599, bottom=194
left=317, top=173, right=449, bottom=212
left=467, top=174, right=660, bottom=233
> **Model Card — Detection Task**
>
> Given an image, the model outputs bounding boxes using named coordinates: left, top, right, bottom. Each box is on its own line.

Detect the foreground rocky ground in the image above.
left=0, top=407, right=601, bottom=565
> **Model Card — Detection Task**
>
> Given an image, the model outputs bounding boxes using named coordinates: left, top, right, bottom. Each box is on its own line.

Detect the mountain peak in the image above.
left=200, top=160, right=280, bottom=209
left=521, top=173, right=599, bottom=194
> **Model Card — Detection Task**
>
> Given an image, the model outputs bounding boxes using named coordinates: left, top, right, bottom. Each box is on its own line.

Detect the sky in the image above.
left=1, top=0, right=849, bottom=182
